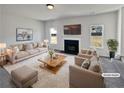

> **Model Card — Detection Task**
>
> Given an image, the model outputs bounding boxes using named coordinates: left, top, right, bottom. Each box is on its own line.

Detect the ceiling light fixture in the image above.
left=46, top=4, right=54, bottom=10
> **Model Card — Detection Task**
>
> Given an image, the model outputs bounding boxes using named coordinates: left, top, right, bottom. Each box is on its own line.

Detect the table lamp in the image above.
left=43, top=39, right=49, bottom=49
left=0, top=43, right=6, bottom=55
left=43, top=39, right=49, bottom=45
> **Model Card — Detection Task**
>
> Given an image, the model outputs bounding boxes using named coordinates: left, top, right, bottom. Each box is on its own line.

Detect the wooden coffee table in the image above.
left=38, top=54, right=66, bottom=74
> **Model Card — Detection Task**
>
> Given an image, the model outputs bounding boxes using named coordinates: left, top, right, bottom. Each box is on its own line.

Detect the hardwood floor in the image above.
left=0, top=67, right=16, bottom=88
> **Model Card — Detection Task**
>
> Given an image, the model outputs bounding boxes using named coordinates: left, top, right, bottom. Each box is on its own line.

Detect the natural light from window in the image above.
left=50, top=28, right=57, bottom=44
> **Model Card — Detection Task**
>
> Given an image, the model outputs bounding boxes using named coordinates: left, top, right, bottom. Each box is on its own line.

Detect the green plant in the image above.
left=48, top=50, right=54, bottom=58
left=107, top=39, right=118, bottom=52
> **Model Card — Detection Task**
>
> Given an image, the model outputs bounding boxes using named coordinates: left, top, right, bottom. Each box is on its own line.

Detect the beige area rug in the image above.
left=3, top=53, right=75, bottom=88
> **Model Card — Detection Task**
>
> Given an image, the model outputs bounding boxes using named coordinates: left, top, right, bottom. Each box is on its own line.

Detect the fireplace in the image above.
left=64, top=40, right=79, bottom=55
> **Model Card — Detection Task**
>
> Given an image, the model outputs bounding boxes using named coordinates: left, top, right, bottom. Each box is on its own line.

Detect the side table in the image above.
left=0, top=54, right=7, bottom=67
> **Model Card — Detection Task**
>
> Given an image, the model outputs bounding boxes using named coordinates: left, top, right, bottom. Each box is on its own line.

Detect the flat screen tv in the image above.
left=64, top=24, right=81, bottom=35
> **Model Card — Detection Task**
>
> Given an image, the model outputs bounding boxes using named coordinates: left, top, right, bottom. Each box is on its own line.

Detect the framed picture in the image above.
left=89, top=25, right=104, bottom=48
left=64, top=24, right=81, bottom=35
left=16, top=28, right=33, bottom=41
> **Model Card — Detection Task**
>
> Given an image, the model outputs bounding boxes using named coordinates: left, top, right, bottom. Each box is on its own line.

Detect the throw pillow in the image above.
left=81, top=59, right=90, bottom=69
left=87, top=50, right=92, bottom=55
left=42, top=44, right=47, bottom=47
left=81, top=49, right=88, bottom=54
left=13, top=47, right=20, bottom=53
left=42, top=42, right=47, bottom=47
left=89, top=64, right=101, bottom=73
left=33, top=42, right=38, bottom=48
left=38, top=42, right=43, bottom=48
left=17, top=44, right=24, bottom=51
left=24, top=43, right=33, bottom=50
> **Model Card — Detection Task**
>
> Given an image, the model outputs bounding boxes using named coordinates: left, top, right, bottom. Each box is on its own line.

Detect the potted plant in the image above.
left=107, top=39, right=118, bottom=59
left=48, top=50, right=54, bottom=59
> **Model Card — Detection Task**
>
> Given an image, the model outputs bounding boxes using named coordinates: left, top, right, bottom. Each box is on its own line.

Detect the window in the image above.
left=50, top=28, right=57, bottom=44
left=90, top=25, right=104, bottom=48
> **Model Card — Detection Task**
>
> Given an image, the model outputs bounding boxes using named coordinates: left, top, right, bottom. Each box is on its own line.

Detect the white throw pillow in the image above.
left=38, top=42, right=43, bottom=48
left=13, top=47, right=20, bottom=53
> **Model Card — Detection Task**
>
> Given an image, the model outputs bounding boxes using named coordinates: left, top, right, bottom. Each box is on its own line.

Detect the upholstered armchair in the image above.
left=69, top=65, right=104, bottom=88
left=75, top=49, right=98, bottom=67
left=75, top=56, right=88, bottom=66
left=78, top=49, right=97, bottom=59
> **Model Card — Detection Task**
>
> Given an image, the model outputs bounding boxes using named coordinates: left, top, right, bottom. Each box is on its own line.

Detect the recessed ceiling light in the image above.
left=46, top=4, right=54, bottom=10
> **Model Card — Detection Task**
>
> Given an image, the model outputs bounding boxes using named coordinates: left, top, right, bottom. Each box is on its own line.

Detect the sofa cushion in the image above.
left=26, top=49, right=39, bottom=55
left=18, top=44, right=24, bottom=51
left=81, top=49, right=88, bottom=54
left=78, top=54, right=93, bottom=59
left=38, top=42, right=43, bottom=48
left=13, top=47, right=20, bottom=53
left=81, top=59, right=90, bottom=69
left=89, top=64, right=101, bottom=73
left=88, top=56, right=101, bottom=73
left=33, top=42, right=38, bottom=48
left=75, top=56, right=88, bottom=66
left=24, top=43, right=33, bottom=50
left=42, top=45, right=47, bottom=47
left=11, top=44, right=24, bottom=51
left=37, top=47, right=47, bottom=52
left=87, top=50, right=92, bottom=55
left=15, top=51, right=29, bottom=59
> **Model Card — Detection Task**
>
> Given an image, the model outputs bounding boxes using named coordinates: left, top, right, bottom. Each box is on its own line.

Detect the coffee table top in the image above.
left=38, top=54, right=66, bottom=67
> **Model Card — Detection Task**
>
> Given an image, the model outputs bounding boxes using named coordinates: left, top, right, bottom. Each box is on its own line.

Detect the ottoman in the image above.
left=11, top=65, right=38, bottom=88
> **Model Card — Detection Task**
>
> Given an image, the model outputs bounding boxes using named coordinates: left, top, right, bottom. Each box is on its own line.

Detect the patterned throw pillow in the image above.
left=90, top=64, right=101, bottom=73
left=81, top=59, right=90, bottom=69
left=87, top=50, right=92, bottom=55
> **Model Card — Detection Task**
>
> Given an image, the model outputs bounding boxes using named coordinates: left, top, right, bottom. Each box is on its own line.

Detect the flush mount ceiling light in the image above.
left=46, top=4, right=54, bottom=10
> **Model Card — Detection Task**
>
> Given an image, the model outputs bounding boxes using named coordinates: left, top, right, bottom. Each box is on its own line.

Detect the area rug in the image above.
left=3, top=53, right=75, bottom=88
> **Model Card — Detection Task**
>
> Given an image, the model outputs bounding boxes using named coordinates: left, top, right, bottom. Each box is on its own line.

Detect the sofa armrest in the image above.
left=6, top=48, right=16, bottom=64
left=69, top=65, right=104, bottom=88
left=75, top=56, right=87, bottom=66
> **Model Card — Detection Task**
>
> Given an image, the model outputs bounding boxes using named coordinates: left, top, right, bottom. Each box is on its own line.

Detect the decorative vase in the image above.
left=50, top=54, right=53, bottom=60
left=109, top=51, right=115, bottom=59
left=48, top=50, right=54, bottom=61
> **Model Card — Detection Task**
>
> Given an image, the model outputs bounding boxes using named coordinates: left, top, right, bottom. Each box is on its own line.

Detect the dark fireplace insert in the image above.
left=64, top=40, right=79, bottom=55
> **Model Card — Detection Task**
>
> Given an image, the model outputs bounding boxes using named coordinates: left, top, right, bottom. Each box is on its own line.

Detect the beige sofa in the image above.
left=6, top=42, right=48, bottom=64
left=69, top=49, right=104, bottom=88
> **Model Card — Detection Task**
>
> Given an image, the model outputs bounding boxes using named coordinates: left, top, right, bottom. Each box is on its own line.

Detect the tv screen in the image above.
left=64, top=24, right=81, bottom=35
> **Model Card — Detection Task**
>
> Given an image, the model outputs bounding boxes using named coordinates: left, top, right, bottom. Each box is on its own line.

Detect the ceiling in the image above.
left=1, top=4, right=123, bottom=21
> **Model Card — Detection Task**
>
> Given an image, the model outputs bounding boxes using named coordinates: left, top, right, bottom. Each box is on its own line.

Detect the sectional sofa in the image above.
left=6, top=42, right=48, bottom=64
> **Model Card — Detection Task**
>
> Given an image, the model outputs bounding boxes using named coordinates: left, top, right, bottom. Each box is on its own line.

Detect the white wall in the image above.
left=121, top=7, right=124, bottom=56
left=1, top=11, right=45, bottom=46
left=45, top=11, right=118, bottom=56
left=0, top=5, right=3, bottom=42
